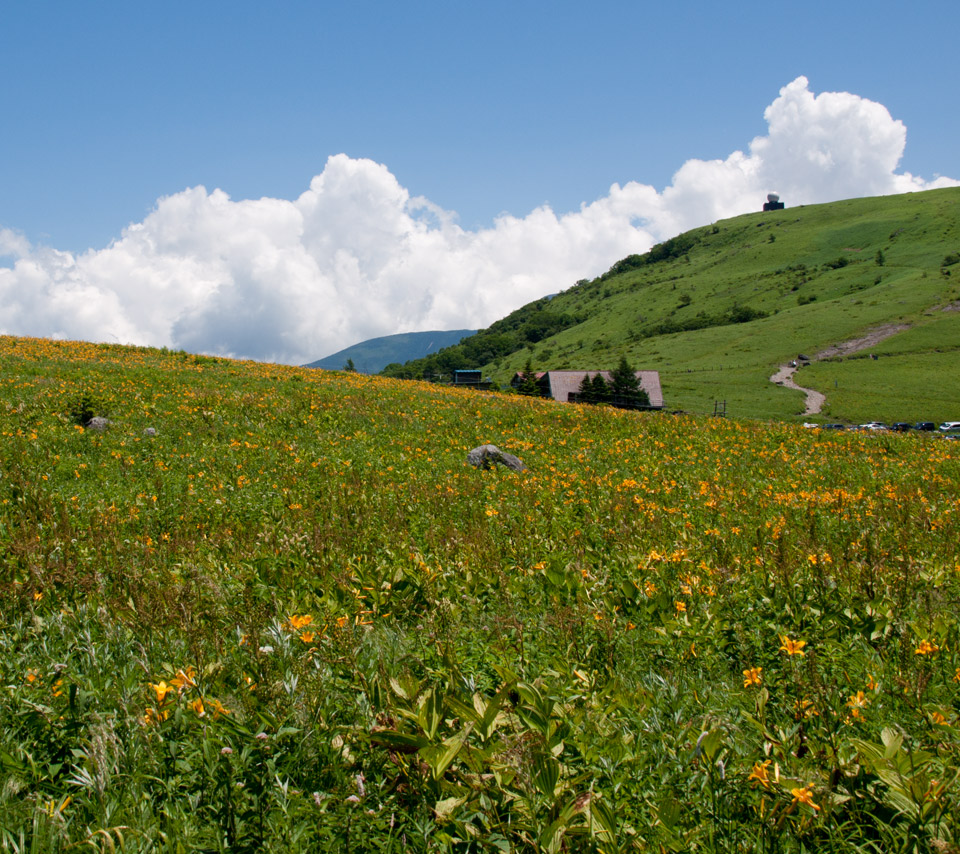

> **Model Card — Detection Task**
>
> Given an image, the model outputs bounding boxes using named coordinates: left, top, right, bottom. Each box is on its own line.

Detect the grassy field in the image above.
left=2, top=335, right=960, bottom=852
left=390, top=188, right=960, bottom=422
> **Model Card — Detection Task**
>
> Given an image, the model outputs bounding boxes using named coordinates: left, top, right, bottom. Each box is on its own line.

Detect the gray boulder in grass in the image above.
left=466, top=444, right=527, bottom=472
left=85, top=416, right=111, bottom=432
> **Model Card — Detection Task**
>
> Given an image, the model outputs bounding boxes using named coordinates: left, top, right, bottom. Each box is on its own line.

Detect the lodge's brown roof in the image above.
left=545, top=371, right=663, bottom=408
left=511, top=370, right=663, bottom=409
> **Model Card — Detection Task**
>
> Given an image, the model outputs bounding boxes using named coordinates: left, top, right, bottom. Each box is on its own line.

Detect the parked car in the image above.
left=891, top=423, right=913, bottom=432
left=858, top=422, right=889, bottom=431
left=939, top=421, right=960, bottom=432
left=915, top=422, right=936, bottom=431
left=823, top=424, right=846, bottom=430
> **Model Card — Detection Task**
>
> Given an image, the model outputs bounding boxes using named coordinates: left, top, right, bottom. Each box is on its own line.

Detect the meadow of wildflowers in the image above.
left=1, top=335, right=958, bottom=852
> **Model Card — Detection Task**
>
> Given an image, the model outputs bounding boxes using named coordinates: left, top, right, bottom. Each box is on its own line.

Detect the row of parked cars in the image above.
left=818, top=421, right=960, bottom=437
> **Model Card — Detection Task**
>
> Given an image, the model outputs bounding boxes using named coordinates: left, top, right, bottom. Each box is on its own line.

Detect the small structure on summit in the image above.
left=763, top=192, right=785, bottom=212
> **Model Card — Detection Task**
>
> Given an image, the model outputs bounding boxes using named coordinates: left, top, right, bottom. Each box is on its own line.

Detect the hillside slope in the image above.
left=384, top=188, right=960, bottom=422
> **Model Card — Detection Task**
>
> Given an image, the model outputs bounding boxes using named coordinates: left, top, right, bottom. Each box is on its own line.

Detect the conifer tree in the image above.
left=517, top=358, right=541, bottom=396
left=577, top=372, right=595, bottom=403
left=590, top=372, right=611, bottom=403
left=609, top=355, right=650, bottom=409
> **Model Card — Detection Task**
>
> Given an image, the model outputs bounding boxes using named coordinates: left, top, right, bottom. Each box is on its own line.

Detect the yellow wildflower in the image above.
left=914, top=639, right=939, bottom=656
left=791, top=784, right=820, bottom=811
left=191, top=697, right=206, bottom=717
left=779, top=635, right=806, bottom=656
left=743, top=667, right=763, bottom=688
left=150, top=681, right=174, bottom=705
left=847, top=690, right=868, bottom=720
left=748, top=760, right=772, bottom=789
left=170, top=666, right=197, bottom=695
left=144, top=706, right=169, bottom=725
left=206, top=698, right=231, bottom=719
left=288, top=614, right=313, bottom=631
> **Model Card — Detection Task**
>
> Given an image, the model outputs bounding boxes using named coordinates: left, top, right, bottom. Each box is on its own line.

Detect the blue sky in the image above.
left=1, top=1, right=958, bottom=362
left=4, top=0, right=957, bottom=251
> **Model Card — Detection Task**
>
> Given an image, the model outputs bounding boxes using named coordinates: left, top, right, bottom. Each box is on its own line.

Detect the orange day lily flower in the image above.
left=847, top=690, right=869, bottom=720
left=748, top=760, right=772, bottom=789
left=144, top=706, right=169, bottom=726
left=791, top=784, right=820, bottom=811
left=779, top=635, right=806, bottom=656
left=206, top=698, right=231, bottom=718
left=171, top=666, right=197, bottom=695
left=288, top=614, right=313, bottom=631
left=151, top=681, right=174, bottom=705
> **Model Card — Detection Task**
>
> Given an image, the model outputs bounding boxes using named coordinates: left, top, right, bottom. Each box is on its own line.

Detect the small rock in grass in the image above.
left=85, top=416, right=111, bottom=432
left=467, top=444, right=527, bottom=472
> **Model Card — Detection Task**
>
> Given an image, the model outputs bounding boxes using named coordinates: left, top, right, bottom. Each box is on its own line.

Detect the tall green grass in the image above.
left=1, top=335, right=959, bottom=851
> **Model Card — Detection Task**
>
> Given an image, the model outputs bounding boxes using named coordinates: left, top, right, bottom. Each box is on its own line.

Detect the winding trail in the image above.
left=769, top=323, right=911, bottom=416
left=770, top=364, right=826, bottom=416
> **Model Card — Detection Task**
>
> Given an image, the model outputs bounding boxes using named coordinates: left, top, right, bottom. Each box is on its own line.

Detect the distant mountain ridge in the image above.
left=305, top=329, right=476, bottom=374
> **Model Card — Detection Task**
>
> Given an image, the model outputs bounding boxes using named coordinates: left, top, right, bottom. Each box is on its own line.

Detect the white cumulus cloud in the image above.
left=1, top=76, right=955, bottom=365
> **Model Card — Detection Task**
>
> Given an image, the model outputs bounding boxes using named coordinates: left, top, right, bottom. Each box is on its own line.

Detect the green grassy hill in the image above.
left=385, top=188, right=960, bottom=423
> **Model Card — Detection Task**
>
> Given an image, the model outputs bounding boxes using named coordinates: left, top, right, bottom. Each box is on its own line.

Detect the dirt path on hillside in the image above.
left=812, top=323, right=910, bottom=360
left=770, top=365, right=826, bottom=416
left=770, top=323, right=910, bottom=416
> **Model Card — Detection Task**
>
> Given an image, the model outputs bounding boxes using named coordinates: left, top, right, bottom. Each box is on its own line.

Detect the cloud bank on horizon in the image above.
left=1, top=76, right=956, bottom=366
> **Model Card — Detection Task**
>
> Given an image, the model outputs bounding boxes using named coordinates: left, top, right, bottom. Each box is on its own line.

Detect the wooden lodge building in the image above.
left=510, top=370, right=663, bottom=410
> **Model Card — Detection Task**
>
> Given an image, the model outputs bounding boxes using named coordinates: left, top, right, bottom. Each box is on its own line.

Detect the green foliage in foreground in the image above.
left=1, top=335, right=959, bottom=852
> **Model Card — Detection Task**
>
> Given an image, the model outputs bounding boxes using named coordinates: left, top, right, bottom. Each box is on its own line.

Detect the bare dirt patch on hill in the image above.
left=770, top=323, right=910, bottom=416
left=814, top=323, right=910, bottom=359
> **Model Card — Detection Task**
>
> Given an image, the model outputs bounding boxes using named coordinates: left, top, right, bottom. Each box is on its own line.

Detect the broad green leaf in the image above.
left=370, top=730, right=430, bottom=753
left=531, top=752, right=561, bottom=798
left=422, top=729, right=468, bottom=781
left=433, top=795, right=466, bottom=821
left=881, top=727, right=903, bottom=758
left=418, top=686, right=443, bottom=740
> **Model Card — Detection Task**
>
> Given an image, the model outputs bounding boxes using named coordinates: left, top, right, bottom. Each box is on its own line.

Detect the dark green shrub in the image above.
left=68, top=392, right=101, bottom=426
